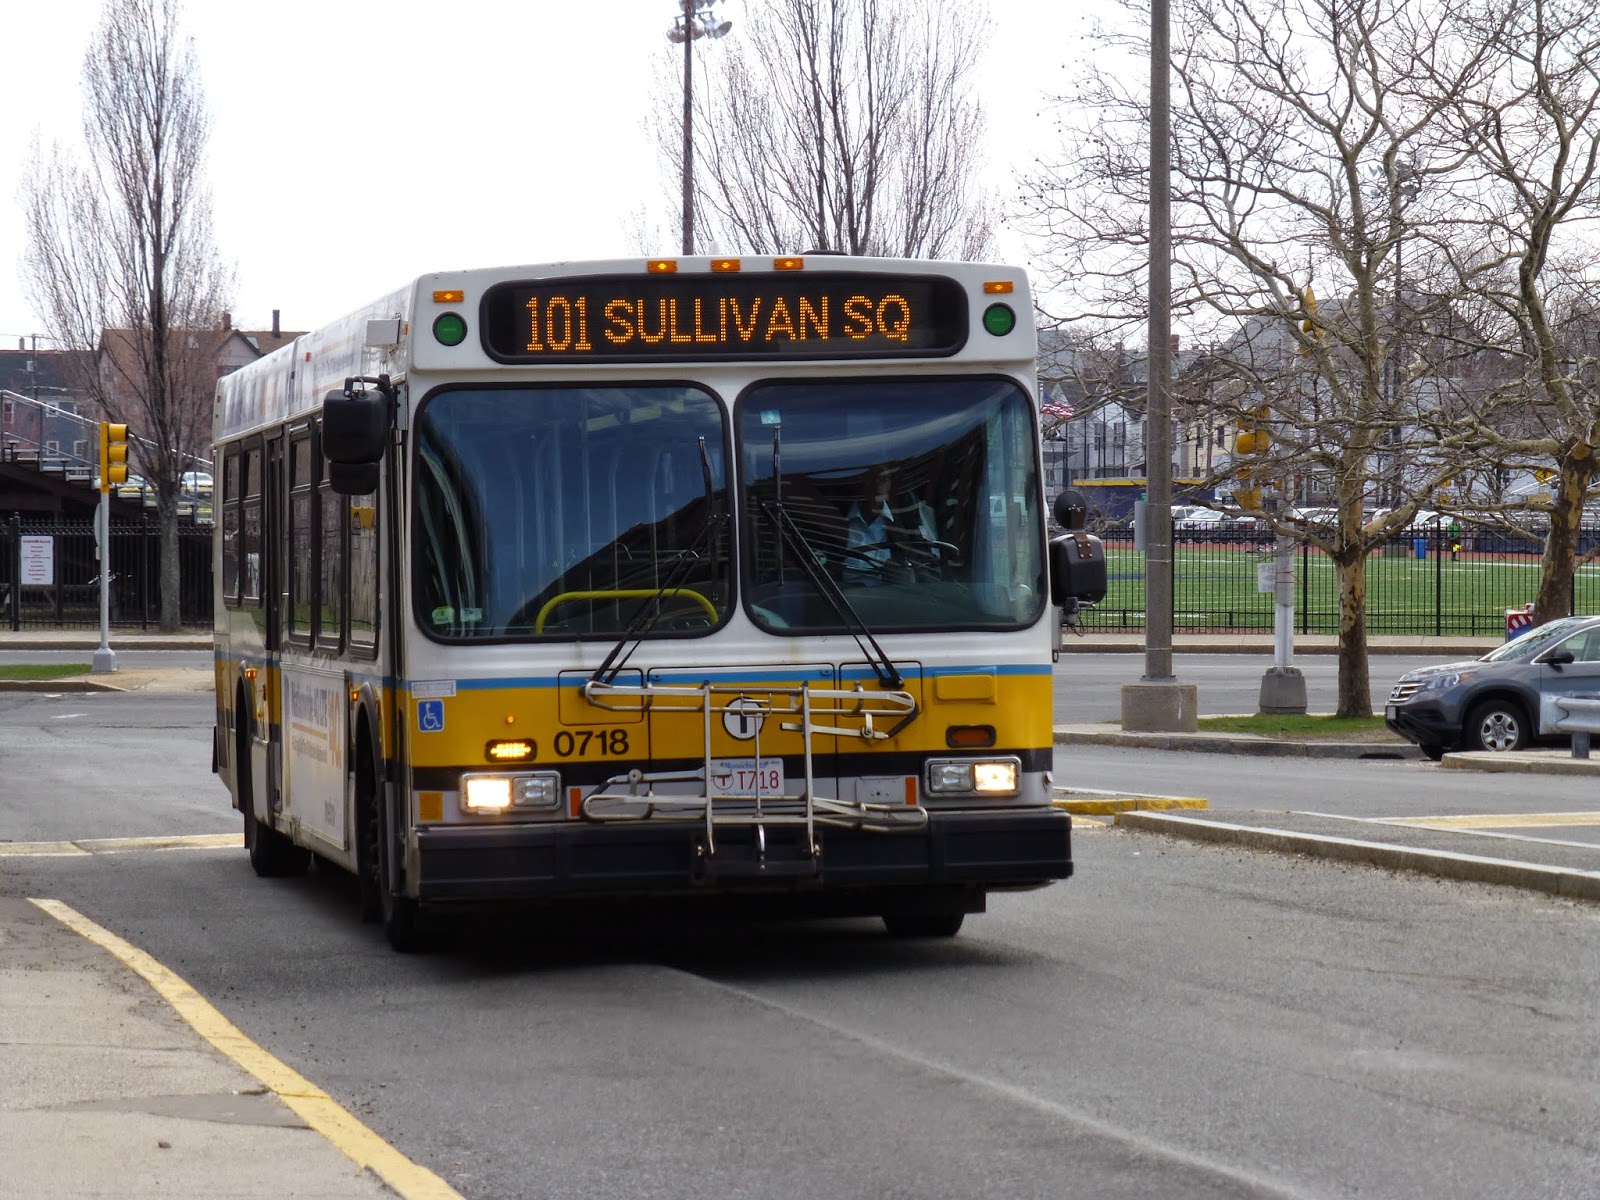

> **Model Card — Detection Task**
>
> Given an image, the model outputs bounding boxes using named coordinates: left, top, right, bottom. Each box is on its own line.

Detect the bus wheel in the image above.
left=355, top=731, right=384, bottom=925
left=882, top=911, right=965, bottom=939
left=362, top=772, right=425, bottom=952
left=238, top=697, right=310, bottom=878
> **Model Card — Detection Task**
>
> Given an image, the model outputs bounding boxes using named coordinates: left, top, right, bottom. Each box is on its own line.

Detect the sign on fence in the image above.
left=19, top=536, right=53, bottom=585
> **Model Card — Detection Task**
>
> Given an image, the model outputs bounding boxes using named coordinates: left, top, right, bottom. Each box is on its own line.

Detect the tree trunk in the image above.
left=1334, top=545, right=1372, bottom=718
left=157, top=492, right=179, bottom=633
left=1532, top=452, right=1592, bottom=625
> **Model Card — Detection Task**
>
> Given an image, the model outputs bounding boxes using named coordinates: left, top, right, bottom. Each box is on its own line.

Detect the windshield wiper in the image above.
left=589, top=437, right=727, bottom=687
left=760, top=496, right=904, bottom=691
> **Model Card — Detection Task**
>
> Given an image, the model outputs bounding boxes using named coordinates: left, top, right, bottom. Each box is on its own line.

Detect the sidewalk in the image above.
left=0, top=896, right=412, bottom=1199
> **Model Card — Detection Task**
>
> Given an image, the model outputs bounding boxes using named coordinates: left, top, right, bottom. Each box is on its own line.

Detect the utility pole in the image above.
left=1121, top=0, right=1198, bottom=732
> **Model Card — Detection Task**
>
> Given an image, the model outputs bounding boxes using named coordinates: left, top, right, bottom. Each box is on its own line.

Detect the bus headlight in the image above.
left=925, top=757, right=1020, bottom=797
left=461, top=772, right=560, bottom=814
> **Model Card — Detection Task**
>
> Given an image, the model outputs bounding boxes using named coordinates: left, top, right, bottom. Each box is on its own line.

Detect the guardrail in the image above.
left=1552, top=695, right=1600, bottom=759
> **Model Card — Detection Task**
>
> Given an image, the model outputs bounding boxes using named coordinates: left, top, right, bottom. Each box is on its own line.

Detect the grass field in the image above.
left=0, top=664, right=91, bottom=680
left=1085, top=542, right=1598, bottom=636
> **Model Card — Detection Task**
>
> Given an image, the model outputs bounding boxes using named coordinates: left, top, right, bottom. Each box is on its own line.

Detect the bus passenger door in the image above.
left=263, top=434, right=286, bottom=819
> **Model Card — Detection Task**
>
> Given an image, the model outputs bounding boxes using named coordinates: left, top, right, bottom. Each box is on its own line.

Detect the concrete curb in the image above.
left=0, top=677, right=133, bottom=692
left=1439, top=750, right=1600, bottom=776
left=1053, top=726, right=1419, bottom=760
left=1114, top=811, right=1600, bottom=902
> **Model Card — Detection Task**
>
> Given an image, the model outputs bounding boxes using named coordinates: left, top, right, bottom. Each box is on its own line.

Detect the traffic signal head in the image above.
left=99, top=421, right=129, bottom=490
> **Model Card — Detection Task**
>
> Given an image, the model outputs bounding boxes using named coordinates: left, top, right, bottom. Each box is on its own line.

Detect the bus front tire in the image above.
left=360, top=764, right=426, bottom=952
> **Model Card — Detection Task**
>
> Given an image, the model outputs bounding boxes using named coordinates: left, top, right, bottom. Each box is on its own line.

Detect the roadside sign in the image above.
left=20, top=536, right=53, bottom=585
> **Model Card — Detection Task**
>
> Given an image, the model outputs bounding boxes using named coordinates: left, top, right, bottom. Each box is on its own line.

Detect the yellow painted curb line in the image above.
left=28, top=898, right=464, bottom=1200
left=1053, top=796, right=1209, bottom=815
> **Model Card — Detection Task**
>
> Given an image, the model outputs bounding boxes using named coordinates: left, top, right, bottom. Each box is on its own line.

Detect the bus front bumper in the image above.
left=412, top=808, right=1071, bottom=902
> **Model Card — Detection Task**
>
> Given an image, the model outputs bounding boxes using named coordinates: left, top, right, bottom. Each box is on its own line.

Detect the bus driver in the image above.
left=842, top=466, right=940, bottom=585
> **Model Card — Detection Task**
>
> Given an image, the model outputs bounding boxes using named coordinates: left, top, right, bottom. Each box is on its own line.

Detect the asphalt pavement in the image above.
left=2, top=627, right=1596, bottom=1198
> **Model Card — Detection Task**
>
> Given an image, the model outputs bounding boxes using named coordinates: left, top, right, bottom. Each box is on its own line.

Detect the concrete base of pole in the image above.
left=1120, top=680, right=1199, bottom=732
left=91, top=647, right=117, bottom=675
left=1258, top=666, right=1307, bottom=715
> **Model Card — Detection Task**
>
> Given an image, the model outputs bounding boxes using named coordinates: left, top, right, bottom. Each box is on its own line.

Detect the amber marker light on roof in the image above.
left=983, top=280, right=1015, bottom=294
left=773, top=257, right=804, bottom=270
left=711, top=258, right=741, bottom=272
left=648, top=260, right=678, bottom=273
left=433, top=289, right=465, bottom=303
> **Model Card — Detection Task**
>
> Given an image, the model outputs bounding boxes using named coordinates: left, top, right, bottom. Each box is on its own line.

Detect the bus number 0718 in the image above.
left=552, top=729, right=629, bottom=757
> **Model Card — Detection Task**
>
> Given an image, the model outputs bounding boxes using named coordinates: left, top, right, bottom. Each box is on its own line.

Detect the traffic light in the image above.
left=1232, top=406, right=1271, bottom=512
left=1297, top=285, right=1321, bottom=356
left=98, top=421, right=129, bottom=491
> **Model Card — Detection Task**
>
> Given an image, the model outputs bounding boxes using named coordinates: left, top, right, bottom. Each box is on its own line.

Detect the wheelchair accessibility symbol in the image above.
left=417, top=700, right=445, bottom=733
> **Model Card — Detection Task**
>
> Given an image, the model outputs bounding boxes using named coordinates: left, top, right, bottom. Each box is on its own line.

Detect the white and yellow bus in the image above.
left=212, top=255, right=1102, bottom=949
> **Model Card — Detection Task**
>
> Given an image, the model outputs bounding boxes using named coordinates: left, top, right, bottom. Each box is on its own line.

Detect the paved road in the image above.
left=4, top=685, right=1599, bottom=1199
left=1054, top=652, right=1446, bottom=723
left=14, top=825, right=1598, bottom=1200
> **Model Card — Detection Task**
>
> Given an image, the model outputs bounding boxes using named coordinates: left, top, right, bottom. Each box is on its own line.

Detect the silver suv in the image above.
left=1384, top=615, right=1600, bottom=759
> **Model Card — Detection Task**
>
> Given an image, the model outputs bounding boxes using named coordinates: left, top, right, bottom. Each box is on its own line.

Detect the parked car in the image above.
left=179, top=470, right=213, bottom=495
left=1174, top=507, right=1230, bottom=531
left=1384, top=614, right=1600, bottom=759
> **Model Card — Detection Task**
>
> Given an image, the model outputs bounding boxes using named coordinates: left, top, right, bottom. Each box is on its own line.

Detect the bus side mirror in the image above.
left=1053, top=488, right=1087, bottom=531
left=322, top=380, right=393, bottom=496
left=1050, top=531, right=1107, bottom=605
left=327, top=461, right=380, bottom=495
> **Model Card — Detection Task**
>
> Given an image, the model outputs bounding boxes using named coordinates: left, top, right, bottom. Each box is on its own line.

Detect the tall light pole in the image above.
left=668, top=0, right=732, bottom=255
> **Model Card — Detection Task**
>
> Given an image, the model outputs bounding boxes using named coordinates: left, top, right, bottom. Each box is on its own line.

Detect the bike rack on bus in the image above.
left=576, top=679, right=927, bottom=877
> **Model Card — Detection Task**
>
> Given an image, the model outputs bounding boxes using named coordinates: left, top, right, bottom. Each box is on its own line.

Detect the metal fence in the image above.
left=1, top=513, right=212, bottom=630
left=1081, top=524, right=1598, bottom=637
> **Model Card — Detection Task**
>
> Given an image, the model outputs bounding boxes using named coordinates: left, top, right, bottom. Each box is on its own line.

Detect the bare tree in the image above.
left=1435, top=0, right=1600, bottom=624
left=1018, top=0, right=1508, bottom=715
left=20, top=0, right=230, bottom=632
left=657, top=0, right=995, bottom=259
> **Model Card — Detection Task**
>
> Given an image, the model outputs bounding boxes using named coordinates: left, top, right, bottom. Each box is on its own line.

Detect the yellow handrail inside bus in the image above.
left=534, top=588, right=718, bottom=633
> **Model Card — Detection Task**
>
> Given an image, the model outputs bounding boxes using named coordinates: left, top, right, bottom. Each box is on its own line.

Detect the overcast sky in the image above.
left=0, top=0, right=1094, bottom=345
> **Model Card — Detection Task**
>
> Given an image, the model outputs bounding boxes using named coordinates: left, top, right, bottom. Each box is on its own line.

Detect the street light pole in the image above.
left=669, top=0, right=732, bottom=256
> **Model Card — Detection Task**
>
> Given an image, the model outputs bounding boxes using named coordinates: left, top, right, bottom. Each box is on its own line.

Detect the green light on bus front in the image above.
left=433, top=312, right=468, bottom=346
left=982, top=303, right=1016, bottom=337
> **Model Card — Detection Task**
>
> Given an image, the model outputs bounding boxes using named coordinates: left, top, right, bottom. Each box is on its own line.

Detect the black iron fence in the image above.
left=1, top=513, right=212, bottom=630
left=1080, top=523, right=1597, bottom=638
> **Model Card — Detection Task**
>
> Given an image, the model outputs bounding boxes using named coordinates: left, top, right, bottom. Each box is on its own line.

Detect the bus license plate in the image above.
left=709, top=758, right=785, bottom=797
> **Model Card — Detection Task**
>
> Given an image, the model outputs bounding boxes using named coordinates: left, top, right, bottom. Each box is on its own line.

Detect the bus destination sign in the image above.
left=479, top=272, right=969, bottom=363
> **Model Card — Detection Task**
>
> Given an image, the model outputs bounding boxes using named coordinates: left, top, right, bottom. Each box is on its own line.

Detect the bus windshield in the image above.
left=413, top=384, right=731, bottom=640
left=740, top=377, right=1044, bottom=633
